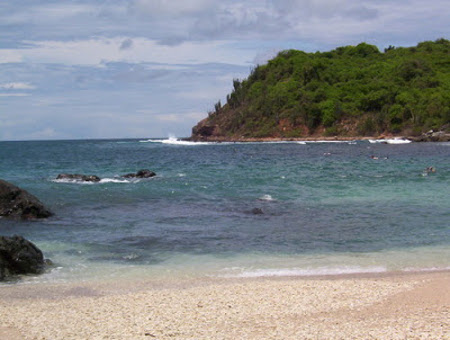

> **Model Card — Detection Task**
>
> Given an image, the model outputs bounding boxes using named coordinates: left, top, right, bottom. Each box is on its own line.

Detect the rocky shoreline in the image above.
left=188, top=131, right=450, bottom=143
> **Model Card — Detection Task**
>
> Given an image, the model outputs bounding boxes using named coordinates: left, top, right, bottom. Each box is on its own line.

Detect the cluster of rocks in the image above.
left=56, top=169, right=156, bottom=182
left=56, top=174, right=101, bottom=182
left=56, top=173, right=101, bottom=182
left=0, top=169, right=155, bottom=281
left=0, top=180, right=52, bottom=281
left=410, top=130, right=450, bottom=142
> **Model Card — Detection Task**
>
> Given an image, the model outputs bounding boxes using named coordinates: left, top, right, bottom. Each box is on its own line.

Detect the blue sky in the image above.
left=1, top=0, right=448, bottom=140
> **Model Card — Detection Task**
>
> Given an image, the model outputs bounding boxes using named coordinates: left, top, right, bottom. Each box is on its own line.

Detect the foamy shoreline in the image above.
left=1, top=270, right=448, bottom=339
left=187, top=136, right=375, bottom=143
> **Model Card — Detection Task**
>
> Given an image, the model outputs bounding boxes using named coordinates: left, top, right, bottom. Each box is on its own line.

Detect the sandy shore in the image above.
left=0, top=271, right=448, bottom=339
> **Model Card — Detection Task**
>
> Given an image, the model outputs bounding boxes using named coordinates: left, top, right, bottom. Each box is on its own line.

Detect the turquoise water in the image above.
left=0, top=138, right=449, bottom=283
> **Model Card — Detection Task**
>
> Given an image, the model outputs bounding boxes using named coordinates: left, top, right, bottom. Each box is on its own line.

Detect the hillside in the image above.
left=191, top=39, right=450, bottom=141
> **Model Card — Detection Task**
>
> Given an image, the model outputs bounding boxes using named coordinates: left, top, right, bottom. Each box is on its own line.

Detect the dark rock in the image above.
left=250, top=208, right=264, bottom=215
left=0, top=179, right=53, bottom=220
left=122, top=169, right=156, bottom=178
left=191, top=119, right=220, bottom=141
left=194, top=125, right=217, bottom=137
left=0, top=235, right=46, bottom=281
left=56, top=174, right=101, bottom=182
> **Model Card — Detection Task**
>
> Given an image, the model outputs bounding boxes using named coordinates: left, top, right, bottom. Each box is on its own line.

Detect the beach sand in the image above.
left=0, top=271, right=448, bottom=339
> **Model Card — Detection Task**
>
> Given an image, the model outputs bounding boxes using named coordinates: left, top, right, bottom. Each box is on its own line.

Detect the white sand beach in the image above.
left=0, top=271, right=448, bottom=339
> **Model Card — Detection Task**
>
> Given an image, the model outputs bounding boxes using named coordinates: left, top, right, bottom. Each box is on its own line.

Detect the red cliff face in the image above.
left=191, top=118, right=222, bottom=141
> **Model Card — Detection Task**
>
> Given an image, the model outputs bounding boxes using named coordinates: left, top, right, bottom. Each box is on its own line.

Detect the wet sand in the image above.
left=0, top=271, right=448, bottom=339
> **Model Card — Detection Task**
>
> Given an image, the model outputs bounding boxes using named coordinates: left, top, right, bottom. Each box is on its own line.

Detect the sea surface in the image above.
left=0, top=138, right=449, bottom=284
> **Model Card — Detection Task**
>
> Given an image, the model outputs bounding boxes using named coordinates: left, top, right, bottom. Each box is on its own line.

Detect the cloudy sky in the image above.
left=0, top=1, right=448, bottom=140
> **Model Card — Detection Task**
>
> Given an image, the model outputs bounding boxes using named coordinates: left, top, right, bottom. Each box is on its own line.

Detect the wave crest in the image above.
left=140, top=136, right=214, bottom=145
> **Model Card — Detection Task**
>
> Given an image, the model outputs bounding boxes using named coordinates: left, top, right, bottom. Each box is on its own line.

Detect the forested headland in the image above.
left=191, top=39, right=450, bottom=141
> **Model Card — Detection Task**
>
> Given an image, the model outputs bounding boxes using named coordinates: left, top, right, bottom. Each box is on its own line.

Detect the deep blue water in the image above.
left=0, top=138, right=449, bottom=281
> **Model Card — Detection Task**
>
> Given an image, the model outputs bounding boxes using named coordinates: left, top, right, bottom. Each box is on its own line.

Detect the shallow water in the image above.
left=0, top=138, right=449, bottom=283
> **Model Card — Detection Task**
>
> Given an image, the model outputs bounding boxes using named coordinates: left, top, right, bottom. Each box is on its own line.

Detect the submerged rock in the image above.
left=250, top=208, right=264, bottom=215
left=56, top=173, right=101, bottom=182
left=122, top=169, right=156, bottom=178
left=0, top=179, right=53, bottom=220
left=0, top=235, right=46, bottom=281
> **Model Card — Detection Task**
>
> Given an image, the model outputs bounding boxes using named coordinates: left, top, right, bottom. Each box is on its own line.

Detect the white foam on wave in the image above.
left=52, top=178, right=95, bottom=185
left=259, top=194, right=275, bottom=201
left=140, top=136, right=215, bottom=145
left=52, top=178, right=136, bottom=185
left=99, top=178, right=135, bottom=184
left=402, top=266, right=450, bottom=273
left=369, top=138, right=411, bottom=144
left=139, top=137, right=369, bottom=146
left=219, top=265, right=387, bottom=278
left=296, top=140, right=358, bottom=145
left=306, top=140, right=351, bottom=143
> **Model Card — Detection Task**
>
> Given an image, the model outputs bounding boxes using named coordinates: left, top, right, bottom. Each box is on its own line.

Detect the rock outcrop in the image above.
left=250, top=208, right=264, bottom=215
left=56, top=174, right=101, bottom=182
left=0, top=179, right=53, bottom=220
left=56, top=170, right=156, bottom=182
left=191, top=122, right=221, bottom=141
left=410, top=130, right=450, bottom=142
left=122, top=169, right=156, bottom=178
left=0, top=235, right=46, bottom=281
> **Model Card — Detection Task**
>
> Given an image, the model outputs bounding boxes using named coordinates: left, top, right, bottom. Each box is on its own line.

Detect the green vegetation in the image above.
left=194, top=39, right=450, bottom=139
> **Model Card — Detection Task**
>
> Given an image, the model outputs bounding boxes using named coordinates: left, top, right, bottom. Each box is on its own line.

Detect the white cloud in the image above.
left=0, top=38, right=253, bottom=66
left=0, top=0, right=448, bottom=141
left=0, top=50, right=23, bottom=63
left=1, top=1, right=448, bottom=47
left=0, top=82, right=36, bottom=90
left=1, top=4, right=96, bottom=25
left=0, top=93, right=31, bottom=97
left=130, top=0, right=214, bottom=17
left=126, top=0, right=449, bottom=45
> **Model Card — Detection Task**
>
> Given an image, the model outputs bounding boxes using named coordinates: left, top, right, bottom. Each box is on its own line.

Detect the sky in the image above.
left=0, top=0, right=448, bottom=140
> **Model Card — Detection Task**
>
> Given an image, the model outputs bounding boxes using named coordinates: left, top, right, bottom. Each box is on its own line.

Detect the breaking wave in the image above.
left=140, top=136, right=215, bottom=146
left=52, top=178, right=138, bottom=184
left=369, top=138, right=412, bottom=144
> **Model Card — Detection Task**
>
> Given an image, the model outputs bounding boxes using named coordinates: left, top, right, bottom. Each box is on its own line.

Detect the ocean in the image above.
left=0, top=138, right=449, bottom=284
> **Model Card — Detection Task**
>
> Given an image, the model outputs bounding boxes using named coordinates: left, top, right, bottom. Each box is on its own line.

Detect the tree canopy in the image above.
left=193, top=39, right=450, bottom=139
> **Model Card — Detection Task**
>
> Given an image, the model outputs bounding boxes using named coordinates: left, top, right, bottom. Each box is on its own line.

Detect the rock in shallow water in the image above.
left=0, top=235, right=46, bottom=281
left=122, top=169, right=156, bottom=178
left=250, top=208, right=264, bottom=215
left=56, top=173, right=101, bottom=182
left=0, top=179, right=53, bottom=220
